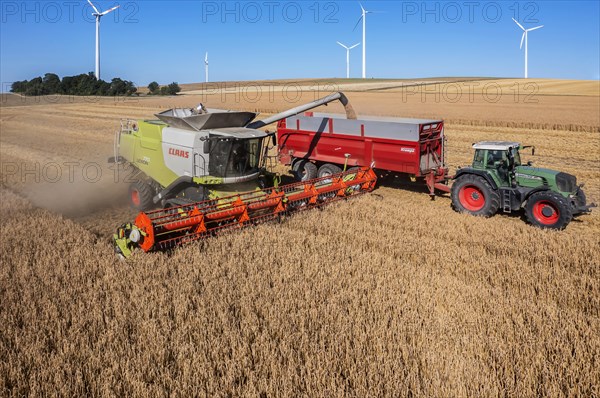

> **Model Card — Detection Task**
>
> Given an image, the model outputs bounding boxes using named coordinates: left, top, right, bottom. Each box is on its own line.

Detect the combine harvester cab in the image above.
left=276, top=113, right=450, bottom=196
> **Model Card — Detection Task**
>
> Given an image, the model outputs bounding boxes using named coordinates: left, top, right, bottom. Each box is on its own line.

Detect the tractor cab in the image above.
left=471, top=141, right=533, bottom=187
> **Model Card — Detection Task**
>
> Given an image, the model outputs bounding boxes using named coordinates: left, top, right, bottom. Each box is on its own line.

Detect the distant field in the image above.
left=180, top=77, right=600, bottom=96
left=1, top=79, right=599, bottom=396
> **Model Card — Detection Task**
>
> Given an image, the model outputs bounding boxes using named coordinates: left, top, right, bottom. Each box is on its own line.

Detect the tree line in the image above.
left=11, top=73, right=182, bottom=97
left=147, top=81, right=181, bottom=96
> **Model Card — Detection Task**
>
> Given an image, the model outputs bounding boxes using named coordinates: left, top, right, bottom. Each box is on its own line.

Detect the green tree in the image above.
left=11, top=80, right=28, bottom=93
left=148, top=81, right=159, bottom=94
left=124, top=81, right=137, bottom=96
left=167, top=82, right=181, bottom=95
left=42, top=73, right=61, bottom=94
left=25, top=77, right=43, bottom=96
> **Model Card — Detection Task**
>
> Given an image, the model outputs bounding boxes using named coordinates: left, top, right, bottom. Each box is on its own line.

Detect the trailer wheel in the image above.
left=317, top=164, right=342, bottom=182
left=525, top=191, right=572, bottom=229
left=129, top=180, right=155, bottom=211
left=292, top=160, right=317, bottom=181
left=451, top=174, right=500, bottom=217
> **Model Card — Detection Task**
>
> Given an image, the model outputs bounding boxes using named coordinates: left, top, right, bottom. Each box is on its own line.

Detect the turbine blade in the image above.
left=520, top=32, right=525, bottom=49
left=87, top=0, right=100, bottom=14
left=348, top=43, right=360, bottom=49
left=512, top=17, right=525, bottom=31
left=100, top=5, right=120, bottom=15
left=527, top=25, right=544, bottom=32
left=337, top=41, right=349, bottom=49
left=353, top=15, right=363, bottom=31
left=359, top=2, right=365, bottom=12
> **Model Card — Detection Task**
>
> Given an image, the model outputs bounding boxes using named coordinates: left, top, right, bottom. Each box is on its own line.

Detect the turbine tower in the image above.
left=88, top=0, right=120, bottom=80
left=512, top=18, right=543, bottom=79
left=354, top=3, right=380, bottom=79
left=205, top=52, right=209, bottom=83
left=336, top=42, right=360, bottom=79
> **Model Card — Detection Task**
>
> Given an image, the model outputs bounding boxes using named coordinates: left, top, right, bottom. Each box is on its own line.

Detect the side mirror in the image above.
left=203, top=140, right=211, bottom=153
left=507, top=149, right=514, bottom=167
left=527, top=160, right=533, bottom=166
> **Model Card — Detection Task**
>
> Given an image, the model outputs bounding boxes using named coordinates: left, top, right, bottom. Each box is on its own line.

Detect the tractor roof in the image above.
left=473, top=141, right=521, bottom=151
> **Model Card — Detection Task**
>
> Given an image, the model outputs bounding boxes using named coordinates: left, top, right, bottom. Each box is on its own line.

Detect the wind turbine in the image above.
left=88, top=0, right=120, bottom=80
left=337, top=42, right=360, bottom=78
left=512, top=18, right=543, bottom=79
left=353, top=3, right=381, bottom=79
left=205, top=52, right=209, bottom=83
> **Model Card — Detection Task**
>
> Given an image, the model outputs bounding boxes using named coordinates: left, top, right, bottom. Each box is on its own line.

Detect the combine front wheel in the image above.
left=525, top=191, right=572, bottom=229
left=129, top=180, right=155, bottom=211
left=451, top=174, right=500, bottom=217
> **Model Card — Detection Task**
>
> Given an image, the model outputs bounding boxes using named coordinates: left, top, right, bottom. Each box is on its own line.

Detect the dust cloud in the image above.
left=22, top=171, right=129, bottom=218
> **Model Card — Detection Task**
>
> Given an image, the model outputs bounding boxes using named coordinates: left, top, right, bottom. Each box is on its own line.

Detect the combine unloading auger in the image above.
left=114, top=167, right=377, bottom=258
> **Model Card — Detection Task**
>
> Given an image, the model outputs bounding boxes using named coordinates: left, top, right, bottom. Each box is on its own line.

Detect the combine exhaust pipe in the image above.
left=246, top=92, right=357, bottom=129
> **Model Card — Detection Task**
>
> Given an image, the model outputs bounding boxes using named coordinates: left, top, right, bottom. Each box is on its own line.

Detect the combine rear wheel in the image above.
left=525, top=191, right=572, bottom=229
left=292, top=160, right=317, bottom=181
left=451, top=174, right=500, bottom=217
left=129, top=180, right=155, bottom=211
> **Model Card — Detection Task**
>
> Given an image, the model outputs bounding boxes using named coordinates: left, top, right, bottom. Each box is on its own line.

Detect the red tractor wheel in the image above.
left=451, top=174, right=500, bottom=217
left=525, top=191, right=572, bottom=229
left=458, top=185, right=486, bottom=212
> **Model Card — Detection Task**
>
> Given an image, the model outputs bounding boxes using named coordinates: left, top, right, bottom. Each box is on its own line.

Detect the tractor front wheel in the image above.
left=525, top=191, right=572, bottom=229
left=451, top=174, right=500, bottom=217
left=129, top=180, right=155, bottom=211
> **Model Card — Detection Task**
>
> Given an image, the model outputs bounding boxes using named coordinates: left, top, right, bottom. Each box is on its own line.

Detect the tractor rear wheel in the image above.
left=451, top=174, right=500, bottom=217
left=292, top=159, right=317, bottom=182
left=525, top=191, right=572, bottom=229
left=129, top=180, right=155, bottom=211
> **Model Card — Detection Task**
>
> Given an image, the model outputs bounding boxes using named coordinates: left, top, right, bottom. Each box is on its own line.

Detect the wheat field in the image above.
left=1, top=80, right=599, bottom=396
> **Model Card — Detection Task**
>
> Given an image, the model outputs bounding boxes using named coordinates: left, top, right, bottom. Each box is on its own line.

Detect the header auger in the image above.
left=114, top=167, right=377, bottom=258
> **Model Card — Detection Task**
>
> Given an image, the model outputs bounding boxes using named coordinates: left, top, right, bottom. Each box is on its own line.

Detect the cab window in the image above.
left=473, top=149, right=484, bottom=168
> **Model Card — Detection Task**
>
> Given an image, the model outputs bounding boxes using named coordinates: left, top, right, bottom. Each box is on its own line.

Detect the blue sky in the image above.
left=1, top=1, right=599, bottom=87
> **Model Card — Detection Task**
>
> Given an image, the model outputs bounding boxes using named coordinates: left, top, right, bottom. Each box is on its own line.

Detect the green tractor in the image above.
left=451, top=141, right=595, bottom=229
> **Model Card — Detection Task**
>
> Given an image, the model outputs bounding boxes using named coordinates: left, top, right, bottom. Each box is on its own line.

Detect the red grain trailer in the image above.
left=276, top=112, right=450, bottom=195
